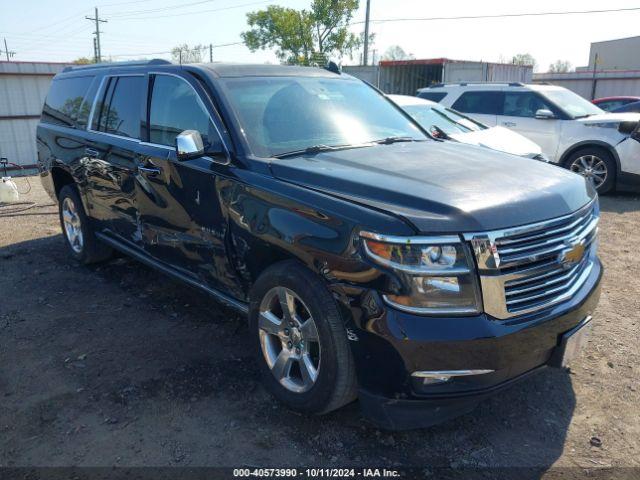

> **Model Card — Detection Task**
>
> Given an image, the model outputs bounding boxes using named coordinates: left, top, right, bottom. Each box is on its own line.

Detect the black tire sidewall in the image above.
left=249, top=262, right=349, bottom=414
left=565, top=147, right=616, bottom=194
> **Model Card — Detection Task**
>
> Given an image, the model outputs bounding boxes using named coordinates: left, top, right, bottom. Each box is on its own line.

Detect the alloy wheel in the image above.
left=258, top=287, right=321, bottom=393
left=570, top=154, right=608, bottom=189
left=62, top=197, right=84, bottom=253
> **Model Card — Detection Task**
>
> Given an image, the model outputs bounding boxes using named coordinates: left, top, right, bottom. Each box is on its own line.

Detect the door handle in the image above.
left=502, top=122, right=517, bottom=127
left=137, top=165, right=162, bottom=177
left=85, top=148, right=99, bottom=157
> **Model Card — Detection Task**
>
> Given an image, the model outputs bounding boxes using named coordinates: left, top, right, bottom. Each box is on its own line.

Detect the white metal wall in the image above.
left=0, top=61, right=68, bottom=171
left=533, top=71, right=640, bottom=100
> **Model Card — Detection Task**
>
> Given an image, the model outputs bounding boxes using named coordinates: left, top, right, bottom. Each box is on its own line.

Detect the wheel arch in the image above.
left=50, top=166, right=77, bottom=199
left=559, top=140, right=621, bottom=173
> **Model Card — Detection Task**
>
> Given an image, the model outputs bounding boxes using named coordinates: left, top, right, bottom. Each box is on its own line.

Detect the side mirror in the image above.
left=618, top=120, right=639, bottom=135
left=176, top=130, right=204, bottom=160
left=535, top=109, right=555, bottom=120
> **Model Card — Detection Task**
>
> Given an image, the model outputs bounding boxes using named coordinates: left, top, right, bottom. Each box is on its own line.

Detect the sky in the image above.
left=1, top=0, right=639, bottom=71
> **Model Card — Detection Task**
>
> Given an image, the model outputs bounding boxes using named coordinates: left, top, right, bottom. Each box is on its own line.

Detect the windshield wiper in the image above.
left=374, top=136, right=423, bottom=145
left=273, top=144, right=353, bottom=159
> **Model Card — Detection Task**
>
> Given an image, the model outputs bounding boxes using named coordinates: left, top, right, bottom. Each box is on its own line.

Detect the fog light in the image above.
left=412, top=369, right=494, bottom=386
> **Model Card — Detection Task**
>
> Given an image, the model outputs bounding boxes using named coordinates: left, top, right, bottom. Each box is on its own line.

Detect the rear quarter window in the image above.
left=452, top=91, right=503, bottom=115
left=41, top=76, right=94, bottom=128
left=417, top=91, right=447, bottom=103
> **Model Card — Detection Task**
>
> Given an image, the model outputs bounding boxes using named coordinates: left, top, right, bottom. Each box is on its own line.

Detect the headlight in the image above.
left=360, top=231, right=482, bottom=315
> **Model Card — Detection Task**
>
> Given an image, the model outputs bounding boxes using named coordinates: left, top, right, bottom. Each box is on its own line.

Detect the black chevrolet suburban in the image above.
left=37, top=60, right=602, bottom=429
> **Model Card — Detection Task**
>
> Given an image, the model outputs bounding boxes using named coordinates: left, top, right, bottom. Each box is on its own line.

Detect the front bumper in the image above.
left=346, top=259, right=602, bottom=430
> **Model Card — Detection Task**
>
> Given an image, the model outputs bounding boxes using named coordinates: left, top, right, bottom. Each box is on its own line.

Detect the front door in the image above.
left=135, top=72, right=242, bottom=297
left=498, top=91, right=562, bottom=159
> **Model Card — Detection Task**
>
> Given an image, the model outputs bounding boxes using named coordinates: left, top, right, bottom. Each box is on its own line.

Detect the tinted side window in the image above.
left=149, top=75, right=221, bottom=148
left=94, top=76, right=143, bottom=139
left=42, top=76, right=94, bottom=127
left=452, top=91, right=503, bottom=115
left=503, top=92, right=553, bottom=118
left=417, top=91, right=447, bottom=103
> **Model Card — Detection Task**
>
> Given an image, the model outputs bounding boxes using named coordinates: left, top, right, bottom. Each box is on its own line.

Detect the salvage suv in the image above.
left=38, top=61, right=602, bottom=429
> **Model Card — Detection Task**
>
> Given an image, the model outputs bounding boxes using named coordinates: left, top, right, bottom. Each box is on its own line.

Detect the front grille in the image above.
left=465, top=199, right=599, bottom=319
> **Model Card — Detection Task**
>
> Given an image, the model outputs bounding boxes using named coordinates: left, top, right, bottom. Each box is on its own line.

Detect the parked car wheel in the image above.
left=565, top=147, right=616, bottom=194
left=249, top=261, right=357, bottom=415
left=58, top=185, right=113, bottom=264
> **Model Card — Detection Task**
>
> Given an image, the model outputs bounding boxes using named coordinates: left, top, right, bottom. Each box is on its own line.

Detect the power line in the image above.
left=107, top=0, right=221, bottom=18
left=353, top=6, right=640, bottom=24
left=112, top=0, right=269, bottom=20
left=107, top=41, right=243, bottom=58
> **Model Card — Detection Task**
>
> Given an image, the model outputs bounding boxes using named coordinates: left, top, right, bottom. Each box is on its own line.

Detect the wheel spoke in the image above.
left=299, top=318, right=319, bottom=342
left=277, top=287, right=297, bottom=324
left=271, top=349, right=293, bottom=381
left=258, top=311, right=282, bottom=336
left=579, top=157, right=589, bottom=169
left=299, top=353, right=318, bottom=387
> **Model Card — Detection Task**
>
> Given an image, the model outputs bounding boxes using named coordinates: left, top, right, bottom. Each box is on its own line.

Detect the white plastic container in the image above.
left=0, top=177, right=19, bottom=203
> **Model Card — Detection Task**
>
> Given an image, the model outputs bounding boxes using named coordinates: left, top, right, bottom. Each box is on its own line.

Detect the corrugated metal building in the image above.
left=343, top=58, right=533, bottom=95
left=0, top=61, right=69, bottom=174
left=533, top=69, right=640, bottom=100
left=588, top=36, right=640, bottom=71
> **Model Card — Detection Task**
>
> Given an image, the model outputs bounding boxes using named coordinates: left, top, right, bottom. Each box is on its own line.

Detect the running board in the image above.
left=95, top=232, right=249, bottom=315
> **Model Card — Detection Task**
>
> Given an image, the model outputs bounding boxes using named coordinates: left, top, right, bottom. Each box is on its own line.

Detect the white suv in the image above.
left=417, top=83, right=640, bottom=193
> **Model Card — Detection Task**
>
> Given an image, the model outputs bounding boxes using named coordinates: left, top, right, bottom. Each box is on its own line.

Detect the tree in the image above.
left=549, top=59, right=572, bottom=73
left=242, top=0, right=360, bottom=65
left=73, top=57, right=94, bottom=65
left=511, top=53, right=537, bottom=68
left=382, top=45, right=415, bottom=61
left=171, top=44, right=204, bottom=63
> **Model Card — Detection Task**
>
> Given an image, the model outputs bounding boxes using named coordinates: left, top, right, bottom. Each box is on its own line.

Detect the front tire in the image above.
left=565, top=147, right=616, bottom=194
left=249, top=261, right=357, bottom=415
left=58, top=185, right=113, bottom=264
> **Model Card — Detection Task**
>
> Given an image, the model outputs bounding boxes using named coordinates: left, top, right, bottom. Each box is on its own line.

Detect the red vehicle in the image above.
left=592, top=96, right=640, bottom=112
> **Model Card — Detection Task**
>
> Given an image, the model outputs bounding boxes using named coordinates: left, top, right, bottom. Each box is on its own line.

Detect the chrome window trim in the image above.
left=148, top=71, right=231, bottom=162
left=411, top=369, right=494, bottom=379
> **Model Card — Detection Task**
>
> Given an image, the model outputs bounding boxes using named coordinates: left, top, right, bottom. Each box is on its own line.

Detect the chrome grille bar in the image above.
left=464, top=199, right=599, bottom=319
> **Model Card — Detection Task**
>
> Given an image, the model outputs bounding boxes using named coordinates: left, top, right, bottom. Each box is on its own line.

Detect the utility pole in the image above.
left=92, top=37, right=98, bottom=63
left=2, top=38, right=16, bottom=62
left=363, top=0, right=371, bottom=66
left=85, top=7, right=107, bottom=62
left=590, top=53, right=599, bottom=100
left=209, top=44, right=213, bottom=62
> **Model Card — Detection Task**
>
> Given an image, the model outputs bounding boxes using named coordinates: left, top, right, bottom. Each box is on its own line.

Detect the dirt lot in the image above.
left=1, top=177, right=639, bottom=475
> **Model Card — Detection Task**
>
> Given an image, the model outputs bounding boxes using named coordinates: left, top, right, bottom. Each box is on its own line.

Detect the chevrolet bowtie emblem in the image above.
left=560, top=240, right=586, bottom=267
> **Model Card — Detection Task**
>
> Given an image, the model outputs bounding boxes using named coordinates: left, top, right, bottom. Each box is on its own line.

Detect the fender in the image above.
left=559, top=140, right=622, bottom=173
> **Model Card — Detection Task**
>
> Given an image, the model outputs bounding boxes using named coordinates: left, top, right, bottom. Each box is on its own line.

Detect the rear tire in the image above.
left=58, top=185, right=113, bottom=264
left=564, top=146, right=616, bottom=194
left=249, top=261, right=357, bottom=415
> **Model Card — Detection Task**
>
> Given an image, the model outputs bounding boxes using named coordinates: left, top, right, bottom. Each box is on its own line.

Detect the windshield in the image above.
left=402, top=103, right=486, bottom=135
left=541, top=89, right=604, bottom=119
left=221, top=77, right=427, bottom=157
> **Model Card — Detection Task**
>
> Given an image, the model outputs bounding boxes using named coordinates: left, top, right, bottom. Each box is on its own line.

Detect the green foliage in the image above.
left=73, top=57, right=94, bottom=65
left=511, top=53, right=537, bottom=68
left=549, top=59, right=572, bottom=73
left=242, top=0, right=360, bottom=65
left=382, top=45, right=414, bottom=61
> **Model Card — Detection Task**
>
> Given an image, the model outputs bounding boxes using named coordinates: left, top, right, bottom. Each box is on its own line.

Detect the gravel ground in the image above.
left=0, top=177, right=639, bottom=475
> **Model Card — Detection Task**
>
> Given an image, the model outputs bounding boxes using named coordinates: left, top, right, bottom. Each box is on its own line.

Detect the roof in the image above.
left=199, top=63, right=343, bottom=78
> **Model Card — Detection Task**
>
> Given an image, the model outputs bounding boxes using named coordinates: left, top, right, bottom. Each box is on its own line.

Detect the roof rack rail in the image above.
left=424, top=81, right=528, bottom=89
left=62, top=58, right=172, bottom=73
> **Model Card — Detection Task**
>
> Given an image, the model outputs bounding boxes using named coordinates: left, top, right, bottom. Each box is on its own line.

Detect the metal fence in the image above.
left=533, top=70, right=640, bottom=100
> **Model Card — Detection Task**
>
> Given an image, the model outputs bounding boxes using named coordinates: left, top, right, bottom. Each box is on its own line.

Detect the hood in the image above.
left=449, top=125, right=542, bottom=157
left=269, top=141, right=595, bottom=233
left=577, top=112, right=640, bottom=124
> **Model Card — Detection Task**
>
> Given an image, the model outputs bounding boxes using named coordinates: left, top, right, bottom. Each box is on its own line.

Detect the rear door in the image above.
left=451, top=91, right=502, bottom=126
left=135, top=72, right=241, bottom=296
left=498, top=91, right=562, bottom=158
left=84, top=74, right=145, bottom=244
